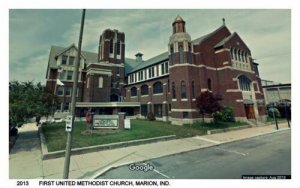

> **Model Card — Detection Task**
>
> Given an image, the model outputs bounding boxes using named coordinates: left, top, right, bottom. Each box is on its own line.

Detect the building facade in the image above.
left=46, top=16, right=266, bottom=124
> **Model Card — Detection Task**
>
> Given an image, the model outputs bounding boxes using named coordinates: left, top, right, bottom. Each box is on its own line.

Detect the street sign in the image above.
left=65, top=115, right=73, bottom=132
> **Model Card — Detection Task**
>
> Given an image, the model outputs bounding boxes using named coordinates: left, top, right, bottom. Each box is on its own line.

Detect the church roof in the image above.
left=128, top=51, right=169, bottom=74
left=214, top=32, right=236, bottom=48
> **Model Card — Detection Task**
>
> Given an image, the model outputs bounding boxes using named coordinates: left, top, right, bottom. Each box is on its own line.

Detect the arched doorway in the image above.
left=110, top=94, right=120, bottom=102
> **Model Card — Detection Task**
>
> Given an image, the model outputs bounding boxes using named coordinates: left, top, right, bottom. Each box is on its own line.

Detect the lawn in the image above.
left=42, top=119, right=248, bottom=152
left=184, top=121, right=248, bottom=131
left=42, top=119, right=206, bottom=152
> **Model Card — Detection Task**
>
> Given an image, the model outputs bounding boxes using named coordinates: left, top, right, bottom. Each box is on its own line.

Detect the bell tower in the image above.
left=168, top=15, right=197, bottom=125
left=98, top=29, right=125, bottom=64
left=168, top=15, right=193, bottom=65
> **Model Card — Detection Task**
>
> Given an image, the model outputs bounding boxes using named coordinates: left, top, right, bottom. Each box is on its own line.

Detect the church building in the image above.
left=46, top=16, right=266, bottom=125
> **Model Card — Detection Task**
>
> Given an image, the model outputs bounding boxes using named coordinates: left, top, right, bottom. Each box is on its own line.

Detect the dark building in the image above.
left=46, top=16, right=266, bottom=124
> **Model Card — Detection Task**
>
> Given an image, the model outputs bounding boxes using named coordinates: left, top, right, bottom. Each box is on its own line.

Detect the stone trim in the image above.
left=214, top=48, right=230, bottom=54
left=171, top=109, right=197, bottom=112
left=226, top=89, right=241, bottom=92
left=87, top=62, right=124, bottom=68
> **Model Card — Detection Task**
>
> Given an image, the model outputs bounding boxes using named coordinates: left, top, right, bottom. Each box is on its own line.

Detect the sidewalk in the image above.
left=9, top=123, right=44, bottom=179
left=9, top=122, right=290, bottom=179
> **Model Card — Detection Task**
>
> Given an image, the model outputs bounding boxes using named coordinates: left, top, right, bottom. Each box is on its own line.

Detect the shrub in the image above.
left=221, top=107, right=235, bottom=122
left=9, top=127, right=18, bottom=136
left=268, top=108, right=281, bottom=118
left=147, top=112, right=156, bottom=121
left=213, top=107, right=235, bottom=122
left=212, top=111, right=223, bottom=122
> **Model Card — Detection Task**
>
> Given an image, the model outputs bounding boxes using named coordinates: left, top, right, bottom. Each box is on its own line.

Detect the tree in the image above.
left=195, top=91, right=221, bottom=121
left=9, top=81, right=58, bottom=128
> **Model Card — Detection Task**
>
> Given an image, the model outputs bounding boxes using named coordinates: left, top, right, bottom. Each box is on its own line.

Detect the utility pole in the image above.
left=63, top=9, right=86, bottom=179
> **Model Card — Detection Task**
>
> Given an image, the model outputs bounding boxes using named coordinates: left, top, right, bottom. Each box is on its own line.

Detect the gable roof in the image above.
left=192, top=25, right=229, bottom=45
left=47, top=45, right=98, bottom=69
left=128, top=51, right=169, bottom=74
left=214, top=33, right=235, bottom=48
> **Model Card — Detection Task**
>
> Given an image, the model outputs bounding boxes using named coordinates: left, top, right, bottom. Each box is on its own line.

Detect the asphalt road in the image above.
left=97, top=130, right=291, bottom=179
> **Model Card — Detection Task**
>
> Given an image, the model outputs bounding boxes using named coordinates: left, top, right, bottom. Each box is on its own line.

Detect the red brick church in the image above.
left=46, top=15, right=266, bottom=125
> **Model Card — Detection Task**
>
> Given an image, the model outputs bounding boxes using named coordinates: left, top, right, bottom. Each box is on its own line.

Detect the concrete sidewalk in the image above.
left=9, top=122, right=290, bottom=179
left=9, top=123, right=44, bottom=179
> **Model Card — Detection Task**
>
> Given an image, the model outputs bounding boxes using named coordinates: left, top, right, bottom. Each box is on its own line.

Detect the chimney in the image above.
left=135, top=52, right=143, bottom=62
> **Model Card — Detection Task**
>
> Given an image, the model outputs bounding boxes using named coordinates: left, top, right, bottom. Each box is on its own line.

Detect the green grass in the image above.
left=42, top=119, right=208, bottom=152
left=266, top=116, right=288, bottom=123
left=184, top=121, right=248, bottom=131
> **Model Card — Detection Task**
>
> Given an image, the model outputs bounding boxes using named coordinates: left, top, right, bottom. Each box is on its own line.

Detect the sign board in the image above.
left=93, top=115, right=119, bottom=129
left=65, top=115, right=73, bottom=132
left=125, top=119, right=131, bottom=129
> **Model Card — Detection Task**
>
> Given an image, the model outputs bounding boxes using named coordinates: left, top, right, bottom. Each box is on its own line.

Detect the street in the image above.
left=97, top=130, right=291, bottom=179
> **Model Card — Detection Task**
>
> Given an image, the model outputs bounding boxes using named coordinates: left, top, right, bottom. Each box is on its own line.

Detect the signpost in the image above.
left=270, top=106, right=279, bottom=130
left=63, top=9, right=86, bottom=179
left=65, top=115, right=73, bottom=132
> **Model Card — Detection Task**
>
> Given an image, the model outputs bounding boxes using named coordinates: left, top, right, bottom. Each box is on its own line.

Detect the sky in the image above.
left=9, top=9, right=291, bottom=84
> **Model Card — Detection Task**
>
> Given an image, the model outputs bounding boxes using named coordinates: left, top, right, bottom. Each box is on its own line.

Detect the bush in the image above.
left=213, top=107, right=235, bottom=122
left=221, top=107, right=235, bottom=122
left=147, top=112, right=156, bottom=121
left=9, top=127, right=18, bottom=136
left=268, top=108, right=281, bottom=118
left=212, top=111, right=223, bottom=122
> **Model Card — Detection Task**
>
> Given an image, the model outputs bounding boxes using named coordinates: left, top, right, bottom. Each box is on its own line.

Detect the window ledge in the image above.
left=181, top=99, right=188, bottom=101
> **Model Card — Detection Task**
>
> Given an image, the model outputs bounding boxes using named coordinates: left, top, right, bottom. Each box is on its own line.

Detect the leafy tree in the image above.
left=196, top=91, right=221, bottom=121
left=9, top=81, right=58, bottom=128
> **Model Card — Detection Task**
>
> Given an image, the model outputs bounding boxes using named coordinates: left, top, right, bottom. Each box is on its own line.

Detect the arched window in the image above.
left=109, top=39, right=114, bottom=53
left=230, top=48, right=234, bottom=59
left=181, top=81, right=187, bottom=99
left=172, top=82, right=176, bottom=99
left=131, top=87, right=137, bottom=96
left=191, top=81, right=195, bottom=99
left=179, top=45, right=183, bottom=64
left=153, top=81, right=163, bottom=94
left=207, top=79, right=212, bottom=91
left=241, top=51, right=245, bottom=62
left=116, top=40, right=121, bottom=55
left=170, top=45, right=174, bottom=65
left=234, top=48, right=237, bottom=60
left=245, top=53, right=248, bottom=63
left=188, top=43, right=192, bottom=64
left=238, top=75, right=251, bottom=91
left=238, top=49, right=241, bottom=61
left=141, top=84, right=148, bottom=95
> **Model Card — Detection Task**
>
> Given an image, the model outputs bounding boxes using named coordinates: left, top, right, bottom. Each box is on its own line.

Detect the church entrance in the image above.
left=244, top=104, right=255, bottom=119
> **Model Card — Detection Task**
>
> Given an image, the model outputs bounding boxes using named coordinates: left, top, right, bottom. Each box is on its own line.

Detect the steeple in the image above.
left=172, top=15, right=186, bottom=34
left=222, top=18, right=226, bottom=26
left=169, top=15, right=193, bottom=65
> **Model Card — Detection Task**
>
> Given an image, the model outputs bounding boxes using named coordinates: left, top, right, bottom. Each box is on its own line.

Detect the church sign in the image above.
left=92, top=115, right=119, bottom=129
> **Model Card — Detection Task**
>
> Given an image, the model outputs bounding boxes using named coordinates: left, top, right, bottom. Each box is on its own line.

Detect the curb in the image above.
left=90, top=127, right=291, bottom=179
left=38, top=129, right=176, bottom=160
left=207, top=125, right=252, bottom=135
